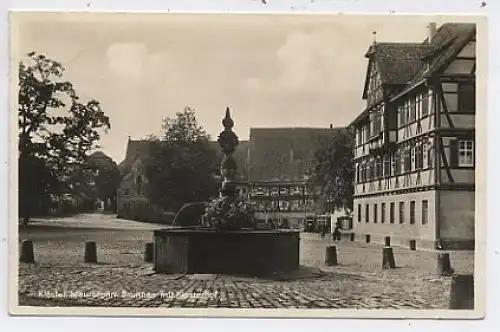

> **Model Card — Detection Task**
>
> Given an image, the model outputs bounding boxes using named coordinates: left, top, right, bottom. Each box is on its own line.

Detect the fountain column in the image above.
left=218, top=107, right=239, bottom=198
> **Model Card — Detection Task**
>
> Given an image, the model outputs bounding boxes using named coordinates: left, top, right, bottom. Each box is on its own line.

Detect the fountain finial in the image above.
left=222, top=107, right=234, bottom=129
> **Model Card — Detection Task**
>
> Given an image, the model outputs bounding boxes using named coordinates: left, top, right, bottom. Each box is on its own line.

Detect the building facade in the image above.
left=236, top=180, right=323, bottom=227
left=245, top=127, right=337, bottom=226
left=351, top=23, right=476, bottom=250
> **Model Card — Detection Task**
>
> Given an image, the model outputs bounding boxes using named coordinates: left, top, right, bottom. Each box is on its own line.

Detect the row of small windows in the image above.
left=357, top=200, right=429, bottom=225
left=356, top=142, right=433, bottom=182
left=355, top=139, right=474, bottom=182
left=398, top=93, right=430, bottom=127
left=252, top=199, right=316, bottom=212
left=356, top=83, right=475, bottom=147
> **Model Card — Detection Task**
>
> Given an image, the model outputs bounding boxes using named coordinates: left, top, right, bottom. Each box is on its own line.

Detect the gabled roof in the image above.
left=365, top=43, right=434, bottom=88
left=353, top=22, right=476, bottom=126
left=118, top=139, right=153, bottom=174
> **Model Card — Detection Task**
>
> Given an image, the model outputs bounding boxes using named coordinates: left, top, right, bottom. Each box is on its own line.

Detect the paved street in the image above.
left=17, top=214, right=474, bottom=309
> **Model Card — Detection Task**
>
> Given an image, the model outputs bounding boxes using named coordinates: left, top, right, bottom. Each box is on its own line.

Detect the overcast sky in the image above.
left=15, top=13, right=451, bottom=163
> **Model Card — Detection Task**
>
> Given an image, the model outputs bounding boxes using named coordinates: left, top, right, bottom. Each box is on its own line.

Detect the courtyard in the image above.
left=17, top=214, right=474, bottom=309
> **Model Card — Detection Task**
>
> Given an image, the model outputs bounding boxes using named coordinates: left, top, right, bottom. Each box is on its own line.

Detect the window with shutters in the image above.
left=390, top=202, right=395, bottom=223
left=365, top=204, right=370, bottom=223
left=458, top=140, right=474, bottom=167
left=373, top=204, right=378, bottom=223
left=399, top=202, right=405, bottom=223
left=358, top=204, right=362, bottom=222
left=458, top=82, right=475, bottom=113
left=381, top=203, right=386, bottom=223
left=422, top=200, right=428, bottom=224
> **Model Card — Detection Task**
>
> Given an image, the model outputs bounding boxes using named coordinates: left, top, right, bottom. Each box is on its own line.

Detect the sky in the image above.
left=14, top=13, right=449, bottom=163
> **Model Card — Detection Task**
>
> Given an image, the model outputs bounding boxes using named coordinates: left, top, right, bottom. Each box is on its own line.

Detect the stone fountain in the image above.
left=153, top=108, right=300, bottom=276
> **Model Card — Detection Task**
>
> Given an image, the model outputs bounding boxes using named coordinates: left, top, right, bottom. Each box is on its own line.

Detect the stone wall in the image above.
left=353, top=190, right=438, bottom=249
left=439, top=190, right=475, bottom=249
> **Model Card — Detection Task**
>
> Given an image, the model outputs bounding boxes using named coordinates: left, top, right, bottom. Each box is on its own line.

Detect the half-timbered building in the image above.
left=351, top=22, right=476, bottom=250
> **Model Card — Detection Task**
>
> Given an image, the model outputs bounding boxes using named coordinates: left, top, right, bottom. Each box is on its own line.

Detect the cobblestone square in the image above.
left=17, top=214, right=474, bottom=309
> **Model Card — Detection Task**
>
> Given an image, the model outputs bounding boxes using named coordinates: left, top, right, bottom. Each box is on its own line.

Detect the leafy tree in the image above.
left=311, top=128, right=355, bottom=214
left=85, top=151, right=122, bottom=211
left=144, top=107, right=219, bottom=213
left=18, top=52, right=110, bottom=223
left=162, top=106, right=208, bottom=142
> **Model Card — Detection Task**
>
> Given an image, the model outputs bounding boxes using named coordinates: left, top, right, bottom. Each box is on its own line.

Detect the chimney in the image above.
left=428, top=22, right=437, bottom=43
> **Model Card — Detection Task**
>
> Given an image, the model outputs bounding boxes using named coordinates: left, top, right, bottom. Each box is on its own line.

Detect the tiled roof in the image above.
left=353, top=22, right=476, bottom=126
left=367, top=43, right=434, bottom=86
left=412, top=23, right=476, bottom=84
left=247, top=127, right=339, bottom=182
left=118, top=140, right=153, bottom=174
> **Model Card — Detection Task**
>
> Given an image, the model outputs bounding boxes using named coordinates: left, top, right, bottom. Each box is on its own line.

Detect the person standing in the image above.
left=333, top=223, right=341, bottom=241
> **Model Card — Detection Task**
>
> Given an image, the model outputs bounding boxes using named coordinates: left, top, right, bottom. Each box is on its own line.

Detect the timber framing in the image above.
left=350, top=22, right=476, bottom=248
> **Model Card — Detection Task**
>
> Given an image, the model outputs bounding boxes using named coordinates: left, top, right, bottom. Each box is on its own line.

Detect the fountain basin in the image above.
left=153, top=227, right=300, bottom=276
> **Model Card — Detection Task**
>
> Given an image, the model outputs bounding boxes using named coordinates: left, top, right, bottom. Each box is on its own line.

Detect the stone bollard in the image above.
left=144, top=242, right=154, bottom=263
left=409, top=240, right=416, bottom=251
left=449, top=274, right=474, bottom=309
left=384, top=236, right=391, bottom=246
left=382, top=247, right=396, bottom=269
left=20, top=240, right=35, bottom=264
left=365, top=234, right=371, bottom=244
left=325, top=246, right=338, bottom=266
left=437, top=253, right=454, bottom=276
left=84, top=241, right=98, bottom=263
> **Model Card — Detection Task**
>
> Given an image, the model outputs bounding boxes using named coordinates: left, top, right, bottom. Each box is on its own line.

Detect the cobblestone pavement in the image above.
left=19, top=264, right=453, bottom=309
left=17, top=214, right=474, bottom=309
